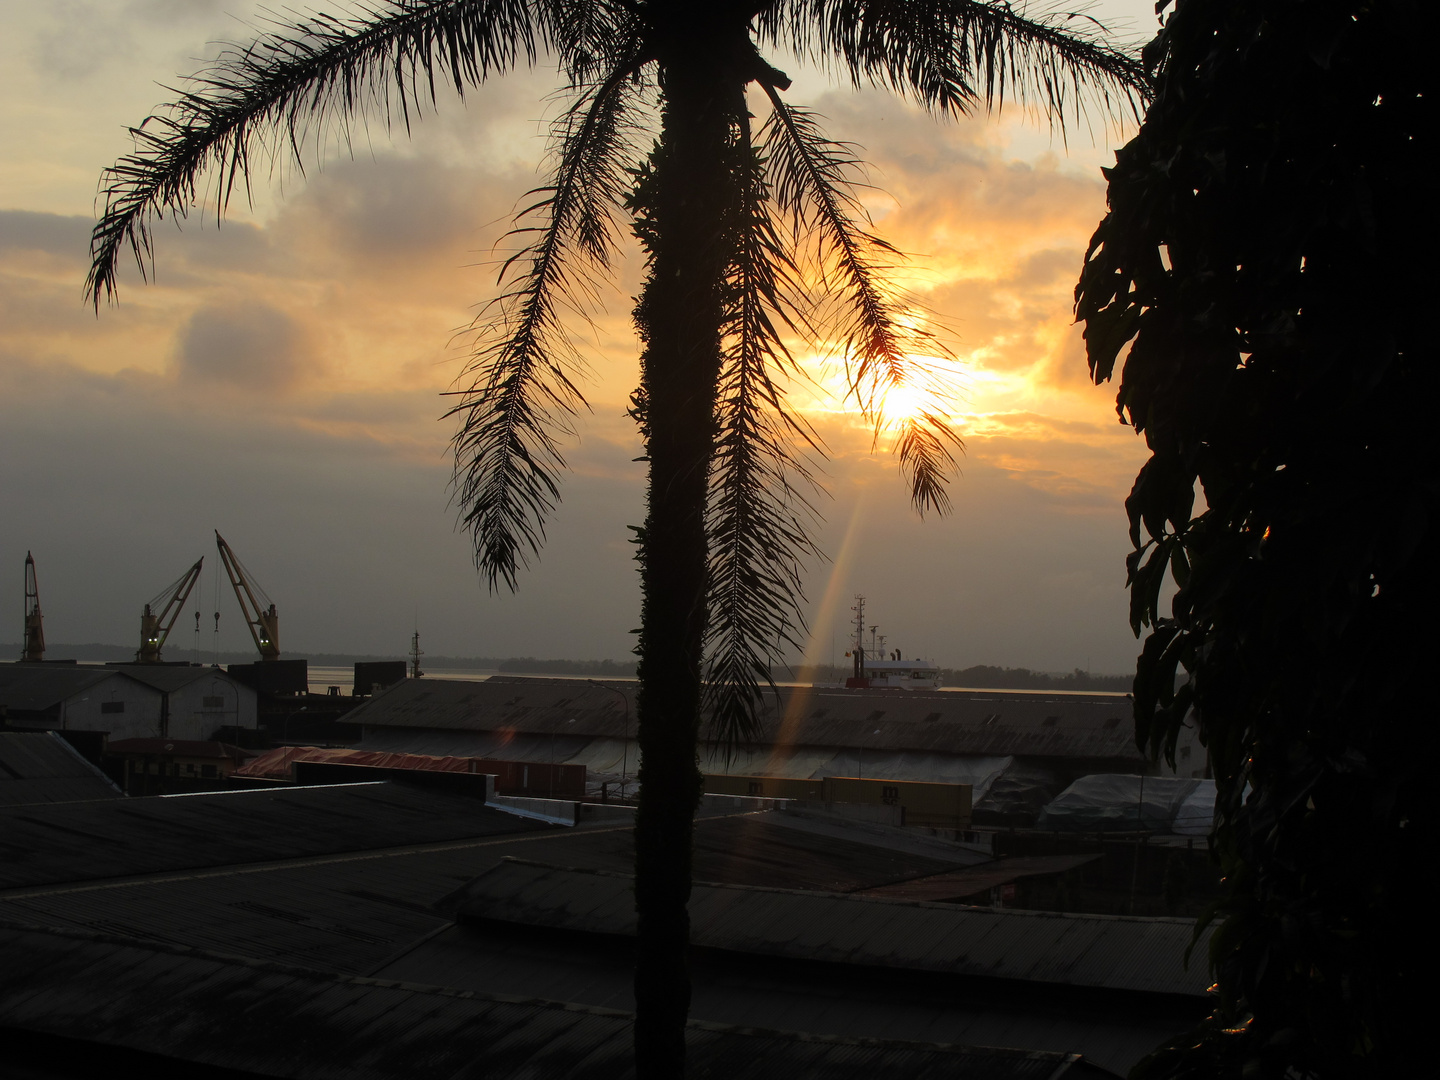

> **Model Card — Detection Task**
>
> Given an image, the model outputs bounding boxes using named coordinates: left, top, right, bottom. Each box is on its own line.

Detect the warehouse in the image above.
left=345, top=676, right=1205, bottom=823
left=0, top=662, right=257, bottom=743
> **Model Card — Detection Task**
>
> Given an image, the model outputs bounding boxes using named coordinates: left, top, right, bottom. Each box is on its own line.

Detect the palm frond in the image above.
left=87, top=0, right=577, bottom=305
left=760, top=88, right=961, bottom=515
left=446, top=65, right=647, bottom=590
left=705, top=128, right=826, bottom=758
left=757, top=0, right=1148, bottom=124
left=549, top=0, right=645, bottom=86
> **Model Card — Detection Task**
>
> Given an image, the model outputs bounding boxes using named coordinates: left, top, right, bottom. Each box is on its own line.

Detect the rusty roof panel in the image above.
left=456, top=860, right=1212, bottom=999
left=857, top=856, right=1101, bottom=902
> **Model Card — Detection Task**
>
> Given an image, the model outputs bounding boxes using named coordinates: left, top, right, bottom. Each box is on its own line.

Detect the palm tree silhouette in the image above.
left=87, top=2, right=1143, bottom=1072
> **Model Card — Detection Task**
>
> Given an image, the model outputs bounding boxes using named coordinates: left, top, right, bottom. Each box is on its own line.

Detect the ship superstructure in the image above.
left=843, top=595, right=941, bottom=689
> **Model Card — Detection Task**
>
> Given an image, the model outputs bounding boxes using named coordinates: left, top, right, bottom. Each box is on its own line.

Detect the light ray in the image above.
left=763, top=491, right=869, bottom=776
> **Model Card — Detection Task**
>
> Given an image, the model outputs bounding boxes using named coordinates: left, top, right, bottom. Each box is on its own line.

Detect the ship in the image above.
left=842, top=595, right=942, bottom=690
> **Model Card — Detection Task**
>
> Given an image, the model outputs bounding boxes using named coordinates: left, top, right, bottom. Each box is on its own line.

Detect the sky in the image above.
left=0, top=0, right=1164, bottom=672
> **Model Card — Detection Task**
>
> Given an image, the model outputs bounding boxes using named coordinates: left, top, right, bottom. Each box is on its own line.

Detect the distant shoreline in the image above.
left=3, top=643, right=1133, bottom=694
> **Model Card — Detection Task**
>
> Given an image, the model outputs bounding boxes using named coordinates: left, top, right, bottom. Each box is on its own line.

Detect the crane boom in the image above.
left=22, top=552, right=44, bottom=662
left=214, top=532, right=280, bottom=661
left=137, top=557, right=204, bottom=663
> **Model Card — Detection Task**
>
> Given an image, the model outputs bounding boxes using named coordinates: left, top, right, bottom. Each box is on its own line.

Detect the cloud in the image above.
left=1, top=17, right=1160, bottom=671
left=287, top=155, right=512, bottom=262
left=0, top=210, right=91, bottom=258
left=175, top=302, right=312, bottom=392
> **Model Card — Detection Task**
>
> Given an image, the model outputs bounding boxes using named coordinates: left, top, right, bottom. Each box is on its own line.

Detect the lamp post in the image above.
left=587, top=680, right=631, bottom=800
left=551, top=716, right=576, bottom=799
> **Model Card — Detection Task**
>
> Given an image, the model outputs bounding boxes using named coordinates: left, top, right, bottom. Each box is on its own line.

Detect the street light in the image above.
left=857, top=727, right=881, bottom=779
left=587, top=680, right=631, bottom=800
left=551, top=716, right=577, bottom=799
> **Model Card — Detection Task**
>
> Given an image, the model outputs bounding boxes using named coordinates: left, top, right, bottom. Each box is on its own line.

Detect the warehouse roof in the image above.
left=418, top=810, right=986, bottom=901
left=349, top=677, right=1173, bottom=762
left=0, top=841, right=483, bottom=974
left=0, top=920, right=1114, bottom=1080
left=0, top=780, right=554, bottom=892
left=0, top=731, right=122, bottom=807
left=0, top=806, right=988, bottom=978
left=108, top=663, right=249, bottom=694
left=0, top=663, right=142, bottom=713
left=453, top=860, right=1213, bottom=999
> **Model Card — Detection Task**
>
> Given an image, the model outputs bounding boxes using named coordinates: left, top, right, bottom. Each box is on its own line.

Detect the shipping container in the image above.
left=821, top=776, right=972, bottom=828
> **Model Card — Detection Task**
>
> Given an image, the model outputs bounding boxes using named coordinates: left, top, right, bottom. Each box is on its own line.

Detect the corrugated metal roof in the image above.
left=0, top=842, right=494, bottom=973
left=414, top=811, right=985, bottom=899
left=0, top=920, right=1107, bottom=1079
left=0, top=781, right=555, bottom=892
left=0, top=663, right=134, bottom=712
left=0, top=731, right=123, bottom=807
left=108, top=663, right=241, bottom=693
left=454, top=860, right=1213, bottom=999
left=349, top=677, right=1192, bottom=763
left=378, top=922, right=1196, bottom=1076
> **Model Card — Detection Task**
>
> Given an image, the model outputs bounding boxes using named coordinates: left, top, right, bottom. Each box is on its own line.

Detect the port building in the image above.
left=0, top=662, right=257, bottom=743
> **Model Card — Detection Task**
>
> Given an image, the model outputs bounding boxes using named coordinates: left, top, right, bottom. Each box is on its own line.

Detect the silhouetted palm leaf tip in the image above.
left=86, top=0, right=1145, bottom=721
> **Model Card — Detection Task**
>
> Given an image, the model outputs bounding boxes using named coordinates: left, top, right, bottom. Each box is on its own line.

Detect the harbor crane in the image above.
left=214, top=531, right=280, bottom=661
left=136, top=558, right=204, bottom=663
left=22, top=552, right=44, bottom=662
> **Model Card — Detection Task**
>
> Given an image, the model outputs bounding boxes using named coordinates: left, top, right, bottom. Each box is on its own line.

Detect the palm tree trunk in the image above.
left=631, top=43, right=743, bottom=1080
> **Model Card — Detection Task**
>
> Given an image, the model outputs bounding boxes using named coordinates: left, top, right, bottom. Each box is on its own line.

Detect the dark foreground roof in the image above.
left=453, top=860, right=1213, bottom=999
left=0, top=731, right=122, bottom=807
left=0, top=807, right=986, bottom=979
left=0, top=920, right=1115, bottom=1080
left=0, top=842, right=474, bottom=974
left=0, top=780, right=554, bottom=892
left=422, top=809, right=986, bottom=899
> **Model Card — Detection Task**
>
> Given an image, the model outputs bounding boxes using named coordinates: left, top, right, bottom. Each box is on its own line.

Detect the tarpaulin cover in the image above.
left=1036, top=774, right=1201, bottom=833
left=972, top=760, right=1062, bottom=825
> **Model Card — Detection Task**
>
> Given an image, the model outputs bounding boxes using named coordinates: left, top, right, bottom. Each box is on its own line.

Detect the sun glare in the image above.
left=877, top=379, right=931, bottom=424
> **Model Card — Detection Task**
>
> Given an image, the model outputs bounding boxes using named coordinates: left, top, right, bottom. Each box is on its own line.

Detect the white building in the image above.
left=115, top=665, right=258, bottom=741
left=0, top=663, right=257, bottom=743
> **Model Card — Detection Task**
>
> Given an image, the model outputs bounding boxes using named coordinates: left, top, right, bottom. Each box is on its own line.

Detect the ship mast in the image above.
left=22, top=552, right=44, bottom=662
left=851, top=595, right=866, bottom=678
